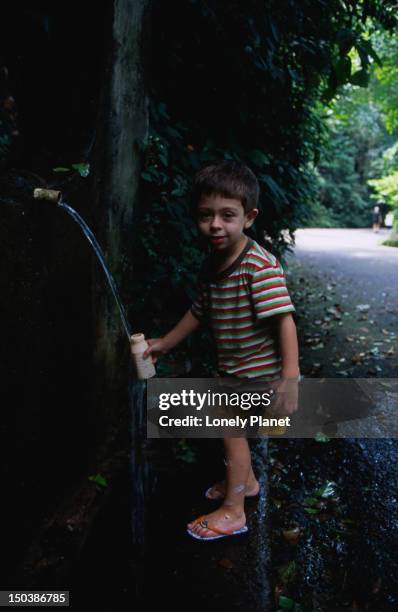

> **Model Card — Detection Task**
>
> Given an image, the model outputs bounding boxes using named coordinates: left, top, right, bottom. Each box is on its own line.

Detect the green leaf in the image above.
left=358, top=39, right=382, bottom=68
left=71, top=162, right=90, bottom=177
left=279, top=595, right=295, bottom=610
left=304, top=507, right=320, bottom=514
left=277, top=560, right=297, bottom=584
left=165, top=126, right=182, bottom=139
left=314, top=481, right=337, bottom=498
left=88, top=473, right=108, bottom=488
left=349, top=69, right=369, bottom=87
left=157, top=102, right=170, bottom=119
left=53, top=167, right=70, bottom=173
left=336, top=28, right=356, bottom=54
left=259, top=174, right=288, bottom=204
left=314, top=432, right=330, bottom=442
left=334, top=56, right=352, bottom=85
left=158, top=152, right=168, bottom=166
left=248, top=149, right=270, bottom=167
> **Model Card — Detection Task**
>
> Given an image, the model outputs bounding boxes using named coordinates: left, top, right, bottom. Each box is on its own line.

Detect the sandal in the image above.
left=186, top=514, right=248, bottom=541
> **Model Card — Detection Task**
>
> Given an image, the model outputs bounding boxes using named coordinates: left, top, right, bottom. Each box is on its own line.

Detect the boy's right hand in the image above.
left=140, top=338, right=169, bottom=364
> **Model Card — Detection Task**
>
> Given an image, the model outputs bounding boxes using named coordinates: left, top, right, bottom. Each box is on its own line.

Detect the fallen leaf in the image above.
left=356, top=304, right=370, bottom=312
left=282, top=527, right=301, bottom=545
left=348, top=601, right=363, bottom=612
left=274, top=585, right=284, bottom=605
left=277, top=560, right=297, bottom=584
left=218, top=558, right=234, bottom=569
left=311, top=343, right=325, bottom=350
left=315, top=481, right=338, bottom=498
left=326, top=307, right=342, bottom=319
left=304, top=507, right=320, bottom=514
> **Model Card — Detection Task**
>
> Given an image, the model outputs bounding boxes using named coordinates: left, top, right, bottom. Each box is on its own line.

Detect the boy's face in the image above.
left=196, top=194, right=258, bottom=253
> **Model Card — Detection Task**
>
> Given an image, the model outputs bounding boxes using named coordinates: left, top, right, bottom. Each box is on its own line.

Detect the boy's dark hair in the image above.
left=192, top=160, right=260, bottom=213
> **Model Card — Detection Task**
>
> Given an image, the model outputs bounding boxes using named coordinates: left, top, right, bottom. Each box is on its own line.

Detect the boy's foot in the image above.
left=205, top=478, right=259, bottom=500
left=187, top=507, right=246, bottom=540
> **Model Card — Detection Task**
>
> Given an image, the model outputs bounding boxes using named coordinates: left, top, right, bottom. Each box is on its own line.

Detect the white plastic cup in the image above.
left=130, top=333, right=156, bottom=380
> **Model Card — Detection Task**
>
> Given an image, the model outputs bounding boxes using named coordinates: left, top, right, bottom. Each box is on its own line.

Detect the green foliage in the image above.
left=365, top=33, right=398, bottom=224
left=308, top=94, right=389, bottom=227
left=72, top=162, right=90, bottom=177
left=52, top=163, right=90, bottom=177
left=368, top=170, right=398, bottom=207
left=372, top=34, right=398, bottom=133
left=382, top=238, right=398, bottom=247
left=132, top=0, right=398, bottom=359
left=306, top=34, right=398, bottom=229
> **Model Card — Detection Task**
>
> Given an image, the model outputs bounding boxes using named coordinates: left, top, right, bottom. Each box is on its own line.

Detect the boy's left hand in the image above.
left=268, top=377, right=299, bottom=416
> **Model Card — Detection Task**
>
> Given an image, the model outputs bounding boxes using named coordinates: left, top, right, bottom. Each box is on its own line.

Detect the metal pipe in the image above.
left=33, top=188, right=62, bottom=204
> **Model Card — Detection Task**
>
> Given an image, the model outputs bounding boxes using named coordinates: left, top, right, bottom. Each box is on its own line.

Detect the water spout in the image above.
left=33, top=188, right=62, bottom=204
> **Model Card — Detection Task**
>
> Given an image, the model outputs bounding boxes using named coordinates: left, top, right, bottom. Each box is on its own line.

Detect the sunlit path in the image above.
left=294, top=227, right=398, bottom=258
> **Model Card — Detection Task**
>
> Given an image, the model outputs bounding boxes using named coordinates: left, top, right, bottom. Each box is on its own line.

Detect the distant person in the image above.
left=372, top=205, right=382, bottom=233
left=385, top=211, right=394, bottom=229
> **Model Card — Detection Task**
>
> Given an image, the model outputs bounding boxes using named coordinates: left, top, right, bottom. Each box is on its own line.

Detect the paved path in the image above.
left=293, top=227, right=398, bottom=282
left=286, top=228, right=398, bottom=378
left=271, top=228, right=398, bottom=610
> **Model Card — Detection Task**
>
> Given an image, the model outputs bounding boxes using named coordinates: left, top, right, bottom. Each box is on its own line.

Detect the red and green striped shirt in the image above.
left=191, top=237, right=296, bottom=380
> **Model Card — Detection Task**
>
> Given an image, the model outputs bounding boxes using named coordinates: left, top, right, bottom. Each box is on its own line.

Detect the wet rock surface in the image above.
left=268, top=438, right=398, bottom=610
left=138, top=437, right=271, bottom=612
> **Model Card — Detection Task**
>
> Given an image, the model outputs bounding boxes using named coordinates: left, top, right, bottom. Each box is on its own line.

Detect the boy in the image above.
left=141, top=160, right=299, bottom=540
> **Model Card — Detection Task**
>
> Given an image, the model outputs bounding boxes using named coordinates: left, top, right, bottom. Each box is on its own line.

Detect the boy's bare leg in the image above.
left=187, top=437, right=251, bottom=537
left=206, top=462, right=259, bottom=499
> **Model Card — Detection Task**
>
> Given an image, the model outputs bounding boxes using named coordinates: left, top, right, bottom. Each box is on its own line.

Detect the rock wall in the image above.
left=0, top=0, right=149, bottom=583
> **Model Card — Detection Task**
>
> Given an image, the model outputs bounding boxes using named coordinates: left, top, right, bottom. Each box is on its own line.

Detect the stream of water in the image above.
left=59, top=201, right=132, bottom=340
left=59, top=200, right=147, bottom=555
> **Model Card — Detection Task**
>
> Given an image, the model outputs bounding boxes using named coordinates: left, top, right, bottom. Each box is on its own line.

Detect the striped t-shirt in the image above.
left=190, top=237, right=296, bottom=380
